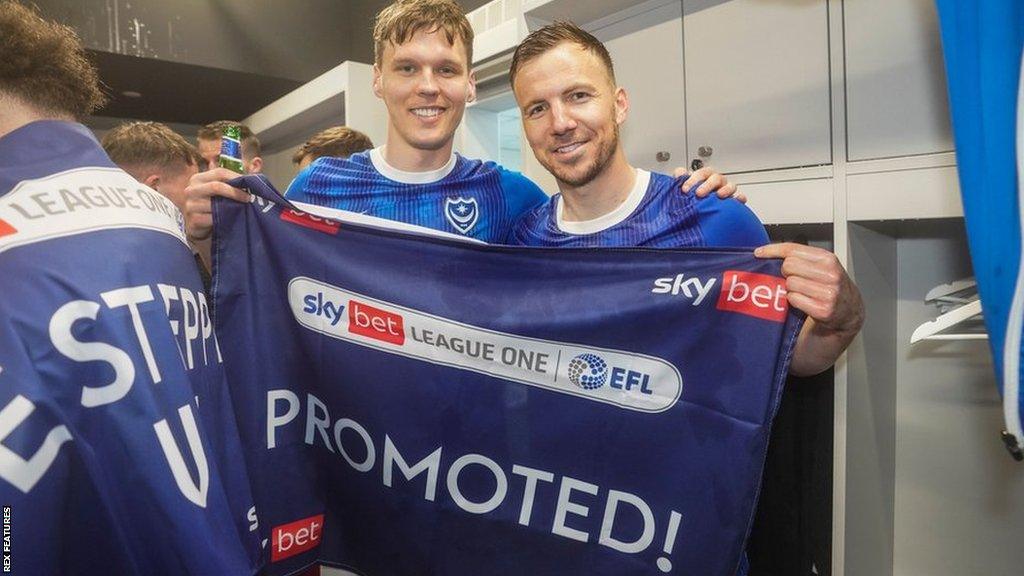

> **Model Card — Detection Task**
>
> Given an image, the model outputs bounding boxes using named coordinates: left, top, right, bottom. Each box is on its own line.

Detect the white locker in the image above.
left=683, top=0, right=832, bottom=174
left=844, top=0, right=954, bottom=161
left=596, top=1, right=688, bottom=174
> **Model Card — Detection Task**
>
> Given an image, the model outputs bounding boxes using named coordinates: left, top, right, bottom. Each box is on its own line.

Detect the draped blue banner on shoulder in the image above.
left=0, top=121, right=262, bottom=576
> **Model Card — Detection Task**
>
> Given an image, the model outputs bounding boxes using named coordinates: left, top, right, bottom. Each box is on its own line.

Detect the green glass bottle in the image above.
left=218, top=125, right=245, bottom=173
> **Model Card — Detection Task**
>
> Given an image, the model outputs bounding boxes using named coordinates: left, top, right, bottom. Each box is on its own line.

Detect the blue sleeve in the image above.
left=694, top=196, right=770, bottom=248
left=498, top=169, right=549, bottom=220
left=284, top=162, right=316, bottom=202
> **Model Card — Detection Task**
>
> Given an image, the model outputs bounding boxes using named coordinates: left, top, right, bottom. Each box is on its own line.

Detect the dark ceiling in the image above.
left=90, top=50, right=302, bottom=127
left=81, top=0, right=497, bottom=128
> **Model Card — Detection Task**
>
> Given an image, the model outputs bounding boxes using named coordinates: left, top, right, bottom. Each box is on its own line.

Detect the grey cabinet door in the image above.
left=845, top=0, right=953, bottom=161
left=683, top=0, right=832, bottom=174
left=596, top=2, right=688, bottom=174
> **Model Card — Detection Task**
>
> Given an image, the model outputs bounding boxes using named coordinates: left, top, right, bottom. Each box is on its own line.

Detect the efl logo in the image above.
left=348, top=300, right=405, bottom=345
left=271, top=514, right=324, bottom=562
left=568, top=353, right=653, bottom=395
left=716, top=270, right=788, bottom=323
left=280, top=209, right=340, bottom=235
left=568, top=353, right=608, bottom=390
left=0, top=219, right=16, bottom=238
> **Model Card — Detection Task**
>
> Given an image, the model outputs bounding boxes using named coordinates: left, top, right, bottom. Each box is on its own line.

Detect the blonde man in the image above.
left=102, top=121, right=201, bottom=210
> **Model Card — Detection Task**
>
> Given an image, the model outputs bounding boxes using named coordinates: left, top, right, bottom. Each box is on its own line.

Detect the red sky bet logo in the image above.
left=271, top=514, right=324, bottom=562
left=0, top=218, right=16, bottom=238
left=280, top=209, right=341, bottom=235
left=716, top=270, right=788, bottom=322
left=349, top=300, right=405, bottom=345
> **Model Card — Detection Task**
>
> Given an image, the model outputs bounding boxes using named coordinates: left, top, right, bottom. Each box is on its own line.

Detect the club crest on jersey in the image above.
left=444, top=197, right=479, bottom=235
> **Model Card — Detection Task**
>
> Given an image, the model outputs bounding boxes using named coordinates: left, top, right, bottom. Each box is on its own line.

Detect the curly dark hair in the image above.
left=0, top=1, right=107, bottom=120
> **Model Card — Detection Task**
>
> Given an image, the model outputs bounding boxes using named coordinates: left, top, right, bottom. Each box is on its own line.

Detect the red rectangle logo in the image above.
left=0, top=219, right=17, bottom=238
left=348, top=300, right=405, bottom=345
left=271, top=514, right=324, bottom=562
left=716, top=270, right=788, bottom=323
left=280, top=209, right=340, bottom=235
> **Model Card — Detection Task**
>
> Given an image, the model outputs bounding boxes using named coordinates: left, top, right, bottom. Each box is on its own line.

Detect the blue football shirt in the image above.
left=510, top=170, right=768, bottom=248
left=285, top=147, right=547, bottom=242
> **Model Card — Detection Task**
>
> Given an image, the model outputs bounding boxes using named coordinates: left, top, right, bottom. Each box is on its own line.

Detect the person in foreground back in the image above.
left=0, top=2, right=261, bottom=574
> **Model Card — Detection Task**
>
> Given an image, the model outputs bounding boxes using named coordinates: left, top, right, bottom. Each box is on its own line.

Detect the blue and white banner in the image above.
left=213, top=177, right=803, bottom=576
left=936, top=0, right=1024, bottom=458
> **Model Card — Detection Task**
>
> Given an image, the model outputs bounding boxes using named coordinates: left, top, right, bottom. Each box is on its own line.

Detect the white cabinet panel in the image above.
left=845, top=0, right=953, bottom=161
left=525, top=0, right=659, bottom=25
left=742, top=178, right=833, bottom=225
left=847, top=166, right=962, bottom=221
left=683, top=0, right=832, bottom=174
left=596, top=1, right=687, bottom=174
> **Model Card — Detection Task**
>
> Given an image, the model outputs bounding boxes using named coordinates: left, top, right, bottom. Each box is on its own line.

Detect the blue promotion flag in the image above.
left=936, top=0, right=1024, bottom=459
left=213, top=176, right=803, bottom=575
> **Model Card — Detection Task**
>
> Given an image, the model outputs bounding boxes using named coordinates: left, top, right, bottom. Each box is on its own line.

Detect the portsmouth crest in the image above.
left=444, top=196, right=479, bottom=235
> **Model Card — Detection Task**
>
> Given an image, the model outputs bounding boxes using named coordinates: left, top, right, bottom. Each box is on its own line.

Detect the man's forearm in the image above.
left=788, top=318, right=858, bottom=377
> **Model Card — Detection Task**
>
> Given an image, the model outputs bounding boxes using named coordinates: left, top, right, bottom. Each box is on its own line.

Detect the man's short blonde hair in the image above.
left=102, top=121, right=200, bottom=174
left=373, top=0, right=473, bottom=66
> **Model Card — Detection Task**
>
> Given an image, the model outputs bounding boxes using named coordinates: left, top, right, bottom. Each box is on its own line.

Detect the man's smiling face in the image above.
left=374, top=27, right=476, bottom=154
left=514, top=42, right=626, bottom=188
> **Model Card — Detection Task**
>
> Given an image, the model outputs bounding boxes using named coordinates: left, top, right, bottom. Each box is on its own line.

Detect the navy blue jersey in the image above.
left=510, top=170, right=768, bottom=248
left=0, top=121, right=262, bottom=575
left=285, top=147, right=547, bottom=242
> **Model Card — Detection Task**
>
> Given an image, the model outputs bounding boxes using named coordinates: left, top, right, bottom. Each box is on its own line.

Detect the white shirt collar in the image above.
left=369, top=146, right=457, bottom=184
left=556, top=169, right=651, bottom=235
